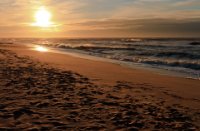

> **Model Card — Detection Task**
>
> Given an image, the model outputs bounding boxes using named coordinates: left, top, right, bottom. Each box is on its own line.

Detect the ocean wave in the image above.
left=53, top=43, right=200, bottom=61
left=86, top=51, right=200, bottom=70
left=55, top=44, right=136, bottom=51
left=189, top=42, right=200, bottom=45
left=143, top=60, right=200, bottom=70
left=112, top=56, right=200, bottom=70
left=155, top=52, right=200, bottom=59
left=8, top=38, right=200, bottom=76
left=121, top=38, right=142, bottom=42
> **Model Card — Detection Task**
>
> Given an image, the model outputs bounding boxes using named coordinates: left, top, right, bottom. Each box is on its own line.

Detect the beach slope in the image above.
left=0, top=44, right=199, bottom=130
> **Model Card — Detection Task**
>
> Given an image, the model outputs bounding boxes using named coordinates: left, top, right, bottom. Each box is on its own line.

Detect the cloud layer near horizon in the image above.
left=0, top=0, right=200, bottom=37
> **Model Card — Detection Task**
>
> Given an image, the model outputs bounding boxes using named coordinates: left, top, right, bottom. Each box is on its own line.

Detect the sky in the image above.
left=0, top=0, right=200, bottom=38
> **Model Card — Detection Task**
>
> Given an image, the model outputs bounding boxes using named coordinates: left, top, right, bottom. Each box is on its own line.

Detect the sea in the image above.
left=1, top=38, right=200, bottom=79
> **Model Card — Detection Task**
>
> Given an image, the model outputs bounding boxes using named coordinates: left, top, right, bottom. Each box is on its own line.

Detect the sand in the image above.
left=0, top=43, right=200, bottom=130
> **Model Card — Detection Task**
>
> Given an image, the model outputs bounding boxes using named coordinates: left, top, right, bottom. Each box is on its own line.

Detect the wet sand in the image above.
left=0, top=44, right=200, bottom=130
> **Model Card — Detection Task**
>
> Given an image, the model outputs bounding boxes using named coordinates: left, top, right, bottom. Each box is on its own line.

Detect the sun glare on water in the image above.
left=35, top=46, right=48, bottom=52
left=33, top=7, right=53, bottom=27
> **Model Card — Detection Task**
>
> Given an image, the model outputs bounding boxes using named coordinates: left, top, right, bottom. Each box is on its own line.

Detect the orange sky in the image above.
left=0, top=0, right=200, bottom=38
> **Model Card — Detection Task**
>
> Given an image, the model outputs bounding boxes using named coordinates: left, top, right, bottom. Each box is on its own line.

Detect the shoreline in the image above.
left=0, top=43, right=200, bottom=130
left=45, top=47, right=200, bottom=80
left=19, top=43, right=200, bottom=80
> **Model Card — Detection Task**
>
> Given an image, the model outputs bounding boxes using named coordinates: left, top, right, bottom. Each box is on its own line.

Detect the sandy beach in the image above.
left=0, top=43, right=200, bottom=130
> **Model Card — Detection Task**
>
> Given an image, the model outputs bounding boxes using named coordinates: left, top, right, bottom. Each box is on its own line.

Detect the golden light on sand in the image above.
left=33, top=7, right=53, bottom=27
left=35, top=46, right=48, bottom=52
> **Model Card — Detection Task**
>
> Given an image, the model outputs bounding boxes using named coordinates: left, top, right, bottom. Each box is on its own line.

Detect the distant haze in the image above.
left=0, top=0, right=200, bottom=38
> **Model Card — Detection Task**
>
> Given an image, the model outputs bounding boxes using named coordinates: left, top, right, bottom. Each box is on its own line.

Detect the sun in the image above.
left=33, top=7, right=53, bottom=27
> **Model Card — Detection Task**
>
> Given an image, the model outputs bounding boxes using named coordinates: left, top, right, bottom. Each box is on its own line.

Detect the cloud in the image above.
left=111, top=0, right=200, bottom=19
left=0, top=0, right=200, bottom=37
left=66, top=18, right=200, bottom=37
left=173, top=0, right=200, bottom=7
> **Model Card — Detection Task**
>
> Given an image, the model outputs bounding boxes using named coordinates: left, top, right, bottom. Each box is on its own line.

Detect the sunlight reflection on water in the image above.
left=35, top=46, right=48, bottom=52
